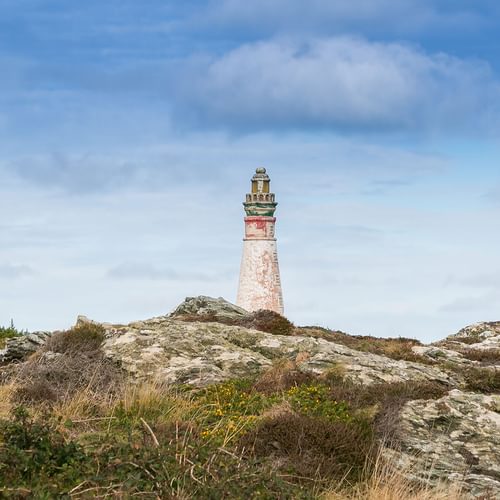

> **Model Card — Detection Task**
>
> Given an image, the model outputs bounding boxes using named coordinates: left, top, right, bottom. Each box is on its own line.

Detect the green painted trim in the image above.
left=243, top=201, right=277, bottom=216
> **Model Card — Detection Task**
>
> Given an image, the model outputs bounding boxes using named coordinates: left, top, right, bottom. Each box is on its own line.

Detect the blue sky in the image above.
left=1, top=0, right=500, bottom=341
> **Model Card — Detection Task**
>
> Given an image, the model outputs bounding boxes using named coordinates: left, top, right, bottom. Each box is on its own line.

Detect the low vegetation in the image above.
left=297, top=326, right=432, bottom=365
left=180, top=311, right=432, bottom=365
left=462, top=366, right=500, bottom=394
left=0, top=327, right=456, bottom=499
left=457, top=348, right=500, bottom=364
left=12, top=323, right=123, bottom=406
left=0, top=321, right=23, bottom=349
left=178, top=309, right=295, bottom=335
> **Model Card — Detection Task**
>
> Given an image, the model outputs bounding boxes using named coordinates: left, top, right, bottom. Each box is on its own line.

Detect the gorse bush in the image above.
left=286, top=383, right=351, bottom=420
left=0, top=406, right=87, bottom=493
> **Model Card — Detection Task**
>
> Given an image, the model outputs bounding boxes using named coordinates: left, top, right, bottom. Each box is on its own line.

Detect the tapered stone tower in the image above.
left=237, top=168, right=284, bottom=315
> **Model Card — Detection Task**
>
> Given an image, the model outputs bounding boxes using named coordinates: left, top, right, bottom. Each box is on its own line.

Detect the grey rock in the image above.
left=100, top=315, right=454, bottom=387
left=437, top=322, right=500, bottom=352
left=170, top=295, right=248, bottom=321
left=385, top=390, right=500, bottom=498
left=0, top=331, right=53, bottom=362
left=412, top=345, right=475, bottom=366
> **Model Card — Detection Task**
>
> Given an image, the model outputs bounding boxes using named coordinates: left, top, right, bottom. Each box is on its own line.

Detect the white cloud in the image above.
left=175, top=37, right=499, bottom=133
left=0, top=264, right=35, bottom=279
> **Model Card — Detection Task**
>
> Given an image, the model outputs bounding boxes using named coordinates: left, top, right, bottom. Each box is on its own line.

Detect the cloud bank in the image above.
left=173, top=37, right=499, bottom=133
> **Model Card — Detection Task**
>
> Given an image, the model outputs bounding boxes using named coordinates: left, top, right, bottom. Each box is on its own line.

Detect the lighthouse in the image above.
left=236, top=168, right=284, bottom=315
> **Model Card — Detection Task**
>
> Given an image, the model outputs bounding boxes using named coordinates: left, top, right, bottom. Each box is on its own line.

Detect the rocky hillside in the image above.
left=1, top=296, right=499, bottom=499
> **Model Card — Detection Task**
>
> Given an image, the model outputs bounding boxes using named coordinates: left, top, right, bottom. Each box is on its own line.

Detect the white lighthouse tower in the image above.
left=236, top=168, right=284, bottom=315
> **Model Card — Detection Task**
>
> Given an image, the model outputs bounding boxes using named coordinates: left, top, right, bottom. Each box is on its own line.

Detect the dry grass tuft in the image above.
left=9, top=323, right=123, bottom=408
left=323, top=451, right=464, bottom=500
left=0, top=382, right=16, bottom=418
left=252, top=359, right=314, bottom=394
left=297, top=327, right=432, bottom=365
left=462, top=366, right=500, bottom=394
left=458, top=349, right=500, bottom=364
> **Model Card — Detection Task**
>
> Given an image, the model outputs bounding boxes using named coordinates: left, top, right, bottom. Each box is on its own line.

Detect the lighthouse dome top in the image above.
left=244, top=167, right=278, bottom=217
left=252, top=167, right=269, bottom=181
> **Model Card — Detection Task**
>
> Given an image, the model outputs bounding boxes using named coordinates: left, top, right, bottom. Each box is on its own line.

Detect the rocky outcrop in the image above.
left=385, top=390, right=500, bottom=498
left=0, top=331, right=53, bottom=363
left=100, top=315, right=454, bottom=387
left=2, top=297, right=499, bottom=497
left=411, top=345, right=475, bottom=366
left=170, top=296, right=248, bottom=321
left=436, top=322, right=500, bottom=352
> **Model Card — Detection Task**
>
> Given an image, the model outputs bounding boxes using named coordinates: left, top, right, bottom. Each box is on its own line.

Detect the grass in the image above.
left=0, top=319, right=475, bottom=499
left=323, top=452, right=464, bottom=500
left=0, top=350, right=459, bottom=499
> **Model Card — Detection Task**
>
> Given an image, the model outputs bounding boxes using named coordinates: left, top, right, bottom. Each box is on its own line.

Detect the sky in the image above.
left=1, top=0, right=500, bottom=342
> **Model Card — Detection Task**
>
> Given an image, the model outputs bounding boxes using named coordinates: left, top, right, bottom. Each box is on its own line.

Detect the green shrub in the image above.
left=0, top=407, right=87, bottom=494
left=286, top=383, right=351, bottom=421
left=0, top=320, right=23, bottom=349
left=0, top=406, right=308, bottom=499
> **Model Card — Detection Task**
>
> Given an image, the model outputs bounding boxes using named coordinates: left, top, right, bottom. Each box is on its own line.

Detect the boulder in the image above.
left=0, top=331, right=53, bottom=362
left=385, top=390, right=500, bottom=498
left=170, top=295, right=248, bottom=321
